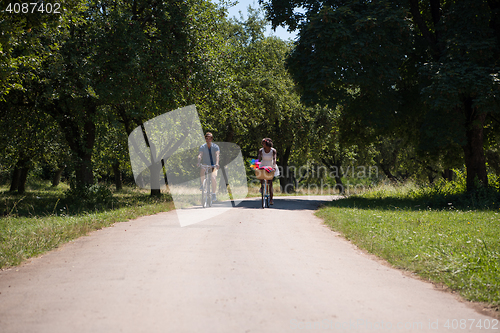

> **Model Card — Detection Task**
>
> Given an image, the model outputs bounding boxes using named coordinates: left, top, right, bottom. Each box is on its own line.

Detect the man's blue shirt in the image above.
left=199, top=143, right=220, bottom=166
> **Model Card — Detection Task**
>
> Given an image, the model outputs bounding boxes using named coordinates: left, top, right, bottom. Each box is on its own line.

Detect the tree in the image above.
left=305, top=105, right=365, bottom=192
left=208, top=8, right=312, bottom=192
left=0, top=89, right=67, bottom=193
left=1, top=0, right=263, bottom=195
left=35, top=0, right=210, bottom=190
left=237, top=36, right=308, bottom=192
left=260, top=0, right=500, bottom=192
left=93, top=111, right=130, bottom=190
left=0, top=13, right=73, bottom=193
left=0, top=0, right=84, bottom=98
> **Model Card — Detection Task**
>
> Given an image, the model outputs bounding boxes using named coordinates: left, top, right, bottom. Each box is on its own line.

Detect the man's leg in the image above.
left=200, top=168, right=205, bottom=190
left=211, top=168, right=218, bottom=195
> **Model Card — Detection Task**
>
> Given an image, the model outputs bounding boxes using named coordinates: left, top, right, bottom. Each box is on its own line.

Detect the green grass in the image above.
left=316, top=184, right=500, bottom=308
left=0, top=181, right=174, bottom=269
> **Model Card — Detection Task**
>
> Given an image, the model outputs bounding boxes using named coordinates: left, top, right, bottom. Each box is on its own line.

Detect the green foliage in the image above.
left=0, top=0, right=228, bottom=190
left=0, top=0, right=316, bottom=196
left=403, top=169, right=500, bottom=210
left=361, top=169, right=500, bottom=211
left=64, top=184, right=114, bottom=210
left=93, top=113, right=130, bottom=178
left=260, top=0, right=500, bottom=191
left=0, top=0, right=85, bottom=97
left=195, top=6, right=311, bottom=174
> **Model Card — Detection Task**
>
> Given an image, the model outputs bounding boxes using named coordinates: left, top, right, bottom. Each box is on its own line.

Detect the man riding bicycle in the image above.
left=198, top=132, right=220, bottom=202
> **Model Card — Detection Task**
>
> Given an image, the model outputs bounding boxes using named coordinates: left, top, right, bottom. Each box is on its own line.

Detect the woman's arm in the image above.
left=257, top=148, right=262, bottom=161
left=272, top=148, right=277, bottom=168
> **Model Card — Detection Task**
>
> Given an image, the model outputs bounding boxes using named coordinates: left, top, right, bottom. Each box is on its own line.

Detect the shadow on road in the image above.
left=233, top=196, right=337, bottom=211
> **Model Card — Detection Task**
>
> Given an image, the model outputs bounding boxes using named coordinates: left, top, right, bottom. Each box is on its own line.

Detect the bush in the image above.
left=64, top=184, right=113, bottom=210
left=408, top=169, right=500, bottom=210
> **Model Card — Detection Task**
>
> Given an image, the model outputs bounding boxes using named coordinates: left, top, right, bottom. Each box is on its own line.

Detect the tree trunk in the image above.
left=59, top=100, right=96, bottom=188
left=321, top=157, right=345, bottom=194
left=225, top=122, right=234, bottom=142
left=112, top=161, right=122, bottom=191
left=442, top=169, right=454, bottom=181
left=428, top=173, right=436, bottom=184
left=332, top=168, right=344, bottom=194
left=9, top=157, right=29, bottom=193
left=150, top=189, right=162, bottom=196
left=74, top=147, right=95, bottom=187
left=9, top=165, right=20, bottom=192
left=218, top=167, right=227, bottom=194
left=379, top=164, right=399, bottom=183
left=149, top=160, right=164, bottom=196
left=52, top=166, right=65, bottom=187
left=462, top=100, right=488, bottom=192
left=278, top=145, right=295, bottom=194
left=17, top=166, right=29, bottom=194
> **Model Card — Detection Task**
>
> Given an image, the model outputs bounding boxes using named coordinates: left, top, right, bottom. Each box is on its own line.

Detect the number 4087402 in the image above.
left=443, top=319, right=498, bottom=330
left=5, top=2, right=61, bottom=14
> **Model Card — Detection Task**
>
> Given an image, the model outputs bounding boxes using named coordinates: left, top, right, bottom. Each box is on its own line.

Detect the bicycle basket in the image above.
left=254, top=168, right=274, bottom=180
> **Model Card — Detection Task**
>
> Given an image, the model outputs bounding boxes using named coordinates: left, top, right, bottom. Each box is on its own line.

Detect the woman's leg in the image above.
left=269, top=180, right=274, bottom=204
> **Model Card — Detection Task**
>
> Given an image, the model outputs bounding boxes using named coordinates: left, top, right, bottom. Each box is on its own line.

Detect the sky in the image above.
left=223, top=0, right=298, bottom=41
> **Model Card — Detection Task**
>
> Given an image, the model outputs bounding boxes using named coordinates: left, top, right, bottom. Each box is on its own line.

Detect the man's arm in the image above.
left=197, top=151, right=203, bottom=166
left=215, top=149, right=220, bottom=169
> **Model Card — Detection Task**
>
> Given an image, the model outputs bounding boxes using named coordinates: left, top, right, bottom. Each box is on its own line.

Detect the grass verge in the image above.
left=316, top=185, right=500, bottom=310
left=0, top=182, right=174, bottom=269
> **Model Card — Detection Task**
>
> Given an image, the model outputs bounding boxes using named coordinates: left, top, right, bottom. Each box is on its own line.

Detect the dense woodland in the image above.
left=0, top=0, right=499, bottom=197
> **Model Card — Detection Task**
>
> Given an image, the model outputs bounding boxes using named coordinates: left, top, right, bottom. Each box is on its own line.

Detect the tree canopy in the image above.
left=1, top=0, right=499, bottom=196
left=260, top=0, right=500, bottom=191
left=0, top=2, right=314, bottom=194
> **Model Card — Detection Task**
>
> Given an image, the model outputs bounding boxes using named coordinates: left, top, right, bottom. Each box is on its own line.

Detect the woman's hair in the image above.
left=262, top=138, right=273, bottom=148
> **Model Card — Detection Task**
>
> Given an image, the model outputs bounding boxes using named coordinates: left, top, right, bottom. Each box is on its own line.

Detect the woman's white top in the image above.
left=260, top=148, right=280, bottom=177
left=260, top=149, right=273, bottom=167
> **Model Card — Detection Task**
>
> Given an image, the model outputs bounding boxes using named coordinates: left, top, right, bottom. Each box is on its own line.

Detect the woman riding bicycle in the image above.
left=257, top=138, right=279, bottom=205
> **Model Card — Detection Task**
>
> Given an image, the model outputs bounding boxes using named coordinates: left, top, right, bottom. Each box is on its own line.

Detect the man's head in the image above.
left=205, top=132, right=213, bottom=142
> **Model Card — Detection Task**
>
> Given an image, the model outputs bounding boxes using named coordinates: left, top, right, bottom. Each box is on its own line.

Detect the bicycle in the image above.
left=255, top=168, right=274, bottom=209
left=262, top=178, right=271, bottom=208
left=200, top=164, right=216, bottom=208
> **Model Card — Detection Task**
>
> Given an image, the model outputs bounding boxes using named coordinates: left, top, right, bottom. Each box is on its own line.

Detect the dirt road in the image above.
left=0, top=196, right=496, bottom=332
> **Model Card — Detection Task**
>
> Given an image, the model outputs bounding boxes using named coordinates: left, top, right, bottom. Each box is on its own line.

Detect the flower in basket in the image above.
left=250, top=159, right=261, bottom=170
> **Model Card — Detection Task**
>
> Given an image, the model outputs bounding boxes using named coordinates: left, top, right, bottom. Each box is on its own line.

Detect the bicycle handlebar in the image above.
left=200, top=164, right=216, bottom=168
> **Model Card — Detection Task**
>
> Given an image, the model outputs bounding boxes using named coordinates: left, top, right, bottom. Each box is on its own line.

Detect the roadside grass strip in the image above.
left=0, top=183, right=174, bottom=269
left=316, top=196, right=500, bottom=308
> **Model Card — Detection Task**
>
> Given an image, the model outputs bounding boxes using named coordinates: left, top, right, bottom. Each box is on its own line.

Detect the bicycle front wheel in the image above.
left=265, top=182, right=271, bottom=208
left=207, top=174, right=212, bottom=207
left=261, top=180, right=266, bottom=209
left=202, top=179, right=208, bottom=208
